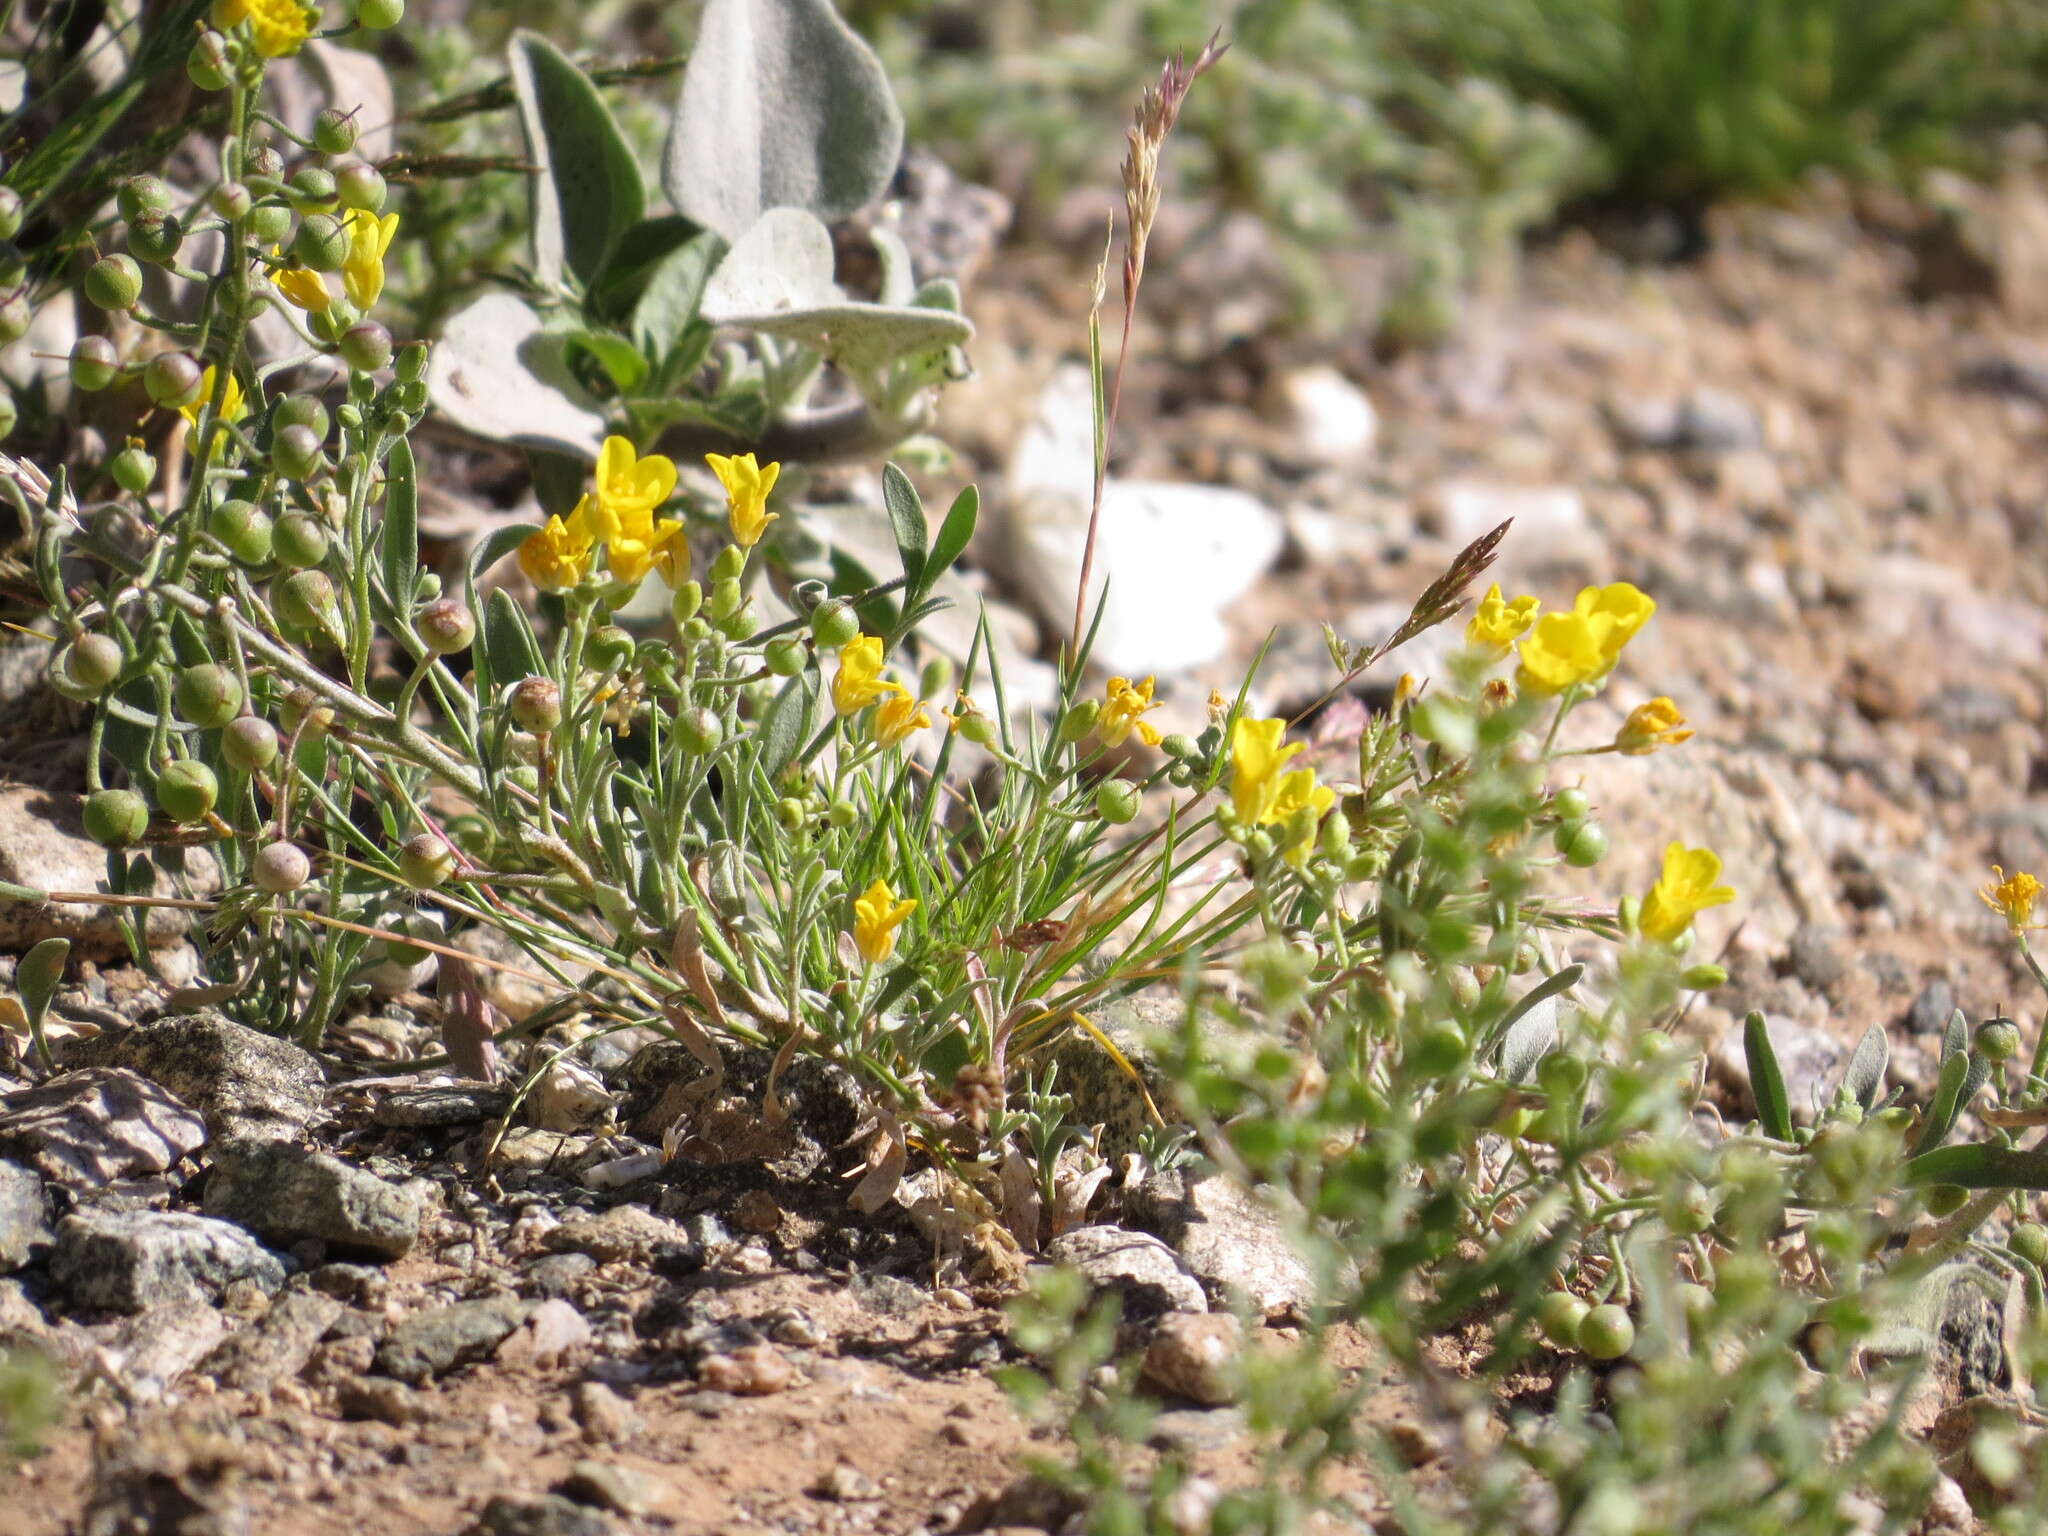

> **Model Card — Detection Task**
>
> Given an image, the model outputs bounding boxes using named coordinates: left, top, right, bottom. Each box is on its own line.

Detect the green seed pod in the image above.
left=187, top=30, right=232, bottom=91
left=677, top=706, right=723, bottom=756
left=1242, top=828, right=1276, bottom=862
left=0, top=188, right=21, bottom=242
left=155, top=760, right=218, bottom=824
left=826, top=799, right=858, bottom=830
left=399, top=831, right=457, bottom=890
left=1577, top=1304, right=1634, bottom=1361
left=212, top=181, right=253, bottom=221
left=274, top=395, right=329, bottom=438
left=1662, top=1180, right=1718, bottom=1236
left=117, top=175, right=174, bottom=224
left=280, top=685, right=335, bottom=738
left=1551, top=787, right=1592, bottom=823
left=84, top=254, right=143, bottom=312
left=1925, top=1184, right=1970, bottom=1218
left=83, top=788, right=150, bottom=848
left=293, top=213, right=349, bottom=271
left=1678, top=962, right=1729, bottom=990
left=1535, top=1291, right=1588, bottom=1350
left=1159, top=732, right=1199, bottom=761
left=127, top=210, right=183, bottom=266
left=415, top=598, right=475, bottom=656
left=143, top=352, right=203, bottom=409
left=1675, top=1283, right=1716, bottom=1332
left=109, top=444, right=156, bottom=495
left=272, top=511, right=330, bottom=570
left=273, top=424, right=325, bottom=481
left=1553, top=819, right=1608, bottom=868
left=395, top=341, right=428, bottom=384
left=709, top=544, right=746, bottom=585
left=776, top=797, right=808, bottom=834
left=1978, top=1018, right=2024, bottom=1063
left=764, top=637, right=807, bottom=677
left=64, top=633, right=124, bottom=694
left=1409, top=1018, right=1468, bottom=1078
left=1537, top=1051, right=1588, bottom=1100
left=959, top=711, right=998, bottom=748
left=0, top=295, right=27, bottom=346
left=221, top=715, right=280, bottom=772
left=2011, top=1222, right=2048, bottom=1266
left=247, top=201, right=293, bottom=245
left=508, top=676, right=561, bottom=733
left=313, top=109, right=359, bottom=156
left=174, top=662, right=243, bottom=729
left=339, top=322, right=392, bottom=374
left=209, top=499, right=274, bottom=565
left=245, top=144, right=285, bottom=187
left=809, top=599, right=860, bottom=649
left=1094, top=779, right=1141, bottom=825
left=274, top=568, right=339, bottom=635
left=715, top=599, right=756, bottom=641
left=253, top=840, right=311, bottom=894
left=287, top=167, right=338, bottom=216
left=919, top=656, right=954, bottom=702
left=70, top=337, right=120, bottom=392
left=584, top=625, right=634, bottom=672
left=355, top=0, right=404, bottom=28
left=0, top=245, right=22, bottom=291
left=334, top=161, right=386, bottom=213
left=1058, top=698, right=1101, bottom=744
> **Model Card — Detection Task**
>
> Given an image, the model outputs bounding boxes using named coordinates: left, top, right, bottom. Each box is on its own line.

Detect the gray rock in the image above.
left=61, top=1011, right=322, bottom=1142
left=1047, top=985, right=1248, bottom=1157
left=1908, top=979, right=1958, bottom=1036
left=545, top=1205, right=694, bottom=1266
left=1147, top=1406, right=1248, bottom=1453
left=560, top=1460, right=665, bottom=1517
left=0, top=785, right=216, bottom=957
left=203, top=1139, right=419, bottom=1260
left=0, top=1068, right=207, bottom=1189
left=199, top=1289, right=345, bottom=1393
left=523, top=1252, right=597, bottom=1298
left=467, top=1494, right=617, bottom=1536
left=52, top=1207, right=285, bottom=1312
left=1786, top=924, right=1850, bottom=996
left=372, top=1084, right=514, bottom=1128
left=108, top=1299, right=229, bottom=1401
left=0, top=1159, right=52, bottom=1272
left=1613, top=386, right=1762, bottom=453
left=1044, top=1226, right=1206, bottom=1319
left=1124, top=1170, right=1316, bottom=1319
left=375, top=1295, right=529, bottom=1383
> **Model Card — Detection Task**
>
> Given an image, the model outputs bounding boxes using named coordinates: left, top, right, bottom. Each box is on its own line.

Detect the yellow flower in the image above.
left=852, top=878, right=917, bottom=964
left=1466, top=583, right=1540, bottom=651
left=833, top=636, right=895, bottom=716
left=1097, top=676, right=1163, bottom=748
left=1575, top=582, right=1656, bottom=665
left=178, top=365, right=248, bottom=463
left=873, top=688, right=930, bottom=747
left=342, top=209, right=398, bottom=310
left=1515, top=582, right=1657, bottom=696
left=1272, top=767, right=1336, bottom=868
left=518, top=503, right=597, bottom=592
left=589, top=495, right=686, bottom=588
left=1981, top=866, right=2045, bottom=935
left=1639, top=842, right=1736, bottom=944
left=1615, top=697, right=1693, bottom=755
left=246, top=0, right=315, bottom=59
left=1229, top=717, right=1305, bottom=825
left=274, top=257, right=332, bottom=314
left=705, top=452, right=781, bottom=549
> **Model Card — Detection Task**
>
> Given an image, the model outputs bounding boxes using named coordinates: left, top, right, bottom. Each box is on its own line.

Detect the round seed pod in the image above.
left=109, top=444, right=156, bottom=495
left=127, top=210, right=183, bottom=266
left=245, top=144, right=286, bottom=188
left=117, top=175, right=174, bottom=224
left=143, top=352, right=203, bottom=409
left=280, top=687, right=333, bottom=740
left=292, top=213, right=349, bottom=272
left=287, top=167, right=338, bottom=216
left=187, top=31, right=232, bottom=91
left=809, top=599, right=860, bottom=649
left=274, top=395, right=329, bottom=438
left=1553, top=820, right=1607, bottom=868
left=826, top=799, right=858, bottom=830
left=272, top=511, right=330, bottom=570
left=221, top=715, right=280, bottom=772
left=0, top=295, right=28, bottom=346
left=84, top=254, right=143, bottom=312
left=1057, top=699, right=1101, bottom=744
left=208, top=499, right=274, bottom=566
left=174, top=663, right=243, bottom=729
left=415, top=599, right=475, bottom=656
left=212, top=182, right=253, bottom=220
left=676, top=707, right=723, bottom=756
left=155, top=760, right=218, bottom=824
left=253, top=840, right=311, bottom=894
left=1551, top=787, right=1592, bottom=823
left=338, top=322, right=392, bottom=373
left=1534, top=1291, right=1588, bottom=1350
left=1094, top=779, right=1141, bottom=825
left=1675, top=1283, right=1717, bottom=1333
left=1925, top=1183, right=1970, bottom=1218
left=274, top=569, right=339, bottom=634
left=2011, top=1222, right=2048, bottom=1267
left=399, top=832, right=457, bottom=890
left=334, top=161, right=386, bottom=213
left=247, top=201, right=293, bottom=245
left=69, top=336, right=120, bottom=392
left=273, top=424, right=325, bottom=481
left=1410, top=1018, right=1468, bottom=1078
left=83, top=788, right=149, bottom=848
left=1978, top=1018, right=2023, bottom=1063
left=583, top=625, right=633, bottom=672
left=508, top=676, right=561, bottom=733
left=355, top=0, right=404, bottom=27
left=0, top=188, right=21, bottom=242
left=64, top=633, right=124, bottom=694
left=1576, top=1304, right=1635, bottom=1361
left=763, top=638, right=807, bottom=677
left=313, top=109, right=358, bottom=156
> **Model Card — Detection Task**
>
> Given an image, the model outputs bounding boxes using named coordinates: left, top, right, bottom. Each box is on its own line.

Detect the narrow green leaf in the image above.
left=470, top=525, right=540, bottom=599
left=757, top=670, right=818, bottom=782
left=882, top=463, right=928, bottom=592
left=508, top=31, right=648, bottom=288
left=18, top=937, right=68, bottom=1030
left=1840, top=1023, right=1890, bottom=1112
left=1743, top=1011, right=1792, bottom=1141
left=1904, top=1143, right=2048, bottom=1191
left=485, top=588, right=547, bottom=687
left=925, top=485, right=978, bottom=587
left=381, top=436, right=420, bottom=616
left=1912, top=1048, right=1972, bottom=1156
left=1942, top=1007, right=1968, bottom=1064
left=0, top=882, right=48, bottom=903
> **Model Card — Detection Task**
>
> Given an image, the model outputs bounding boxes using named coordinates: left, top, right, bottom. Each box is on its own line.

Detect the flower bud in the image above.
left=1678, top=962, right=1729, bottom=990
left=0, top=188, right=20, bottom=242
left=84, top=254, right=143, bottom=312
left=253, top=840, right=311, bottom=893
left=293, top=213, right=349, bottom=271
left=64, top=633, right=124, bottom=694
left=70, top=336, right=120, bottom=392
left=1662, top=1180, right=1718, bottom=1236
left=109, top=443, right=156, bottom=495
left=339, top=321, right=392, bottom=374
left=2012, top=1222, right=2048, bottom=1267
left=809, top=598, right=860, bottom=649
left=272, top=510, right=330, bottom=569
left=919, top=656, right=954, bottom=701
left=1977, top=1018, right=2024, bottom=1063
left=705, top=576, right=742, bottom=624
left=508, top=675, right=562, bottom=733
left=1318, top=811, right=1353, bottom=864
left=334, top=160, right=386, bottom=213
left=1553, top=819, right=1607, bottom=868
left=187, top=30, right=232, bottom=91
left=174, top=662, right=243, bottom=728
left=826, top=799, right=858, bottom=830
left=222, top=715, right=280, bottom=771
left=274, top=394, right=329, bottom=438
left=715, top=599, right=756, bottom=640
left=209, top=499, right=274, bottom=565
left=127, top=210, right=183, bottom=266
left=1058, top=698, right=1101, bottom=743
left=395, top=342, right=429, bottom=384
left=117, top=176, right=174, bottom=224
left=143, top=352, right=204, bottom=409
left=155, top=760, right=218, bottom=824
left=709, top=544, right=747, bottom=584
left=287, top=166, right=338, bottom=216
left=764, top=637, right=806, bottom=677
left=355, top=0, right=404, bottom=28
left=399, top=831, right=457, bottom=890
left=677, top=706, right=723, bottom=755
left=776, top=797, right=808, bottom=834
left=1925, top=1183, right=1969, bottom=1218
left=313, top=109, right=359, bottom=156
left=1159, top=732, right=1199, bottom=760
left=247, top=201, right=293, bottom=245
left=273, top=424, right=325, bottom=481
left=1094, top=779, right=1141, bottom=825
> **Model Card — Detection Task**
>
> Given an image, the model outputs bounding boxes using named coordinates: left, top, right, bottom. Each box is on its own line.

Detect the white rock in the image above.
left=1426, top=479, right=1587, bottom=549
left=1266, top=365, right=1378, bottom=465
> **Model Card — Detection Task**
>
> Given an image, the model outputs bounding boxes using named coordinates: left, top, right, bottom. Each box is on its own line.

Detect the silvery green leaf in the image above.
left=872, top=226, right=916, bottom=307
left=1499, top=998, right=1556, bottom=1085
left=1912, top=1048, right=1973, bottom=1155
left=1839, top=1023, right=1890, bottom=1113
left=735, top=303, right=973, bottom=381
left=662, top=0, right=903, bottom=242
left=699, top=207, right=842, bottom=324
left=508, top=31, right=647, bottom=288
left=426, top=293, right=607, bottom=457
left=1943, top=1008, right=1968, bottom=1064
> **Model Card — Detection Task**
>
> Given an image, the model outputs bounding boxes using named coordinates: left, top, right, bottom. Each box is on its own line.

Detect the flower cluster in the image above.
left=833, top=636, right=929, bottom=746
left=1516, top=582, right=1655, bottom=695
left=1229, top=716, right=1335, bottom=867
left=517, top=437, right=684, bottom=592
